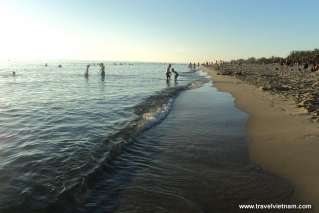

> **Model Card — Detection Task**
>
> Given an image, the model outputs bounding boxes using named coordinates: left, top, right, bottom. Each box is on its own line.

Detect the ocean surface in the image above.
left=0, top=61, right=292, bottom=212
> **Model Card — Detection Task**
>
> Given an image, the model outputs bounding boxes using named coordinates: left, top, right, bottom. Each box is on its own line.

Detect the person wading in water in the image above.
left=100, top=63, right=105, bottom=77
left=85, top=64, right=90, bottom=78
left=166, top=64, right=172, bottom=81
left=171, top=68, right=179, bottom=81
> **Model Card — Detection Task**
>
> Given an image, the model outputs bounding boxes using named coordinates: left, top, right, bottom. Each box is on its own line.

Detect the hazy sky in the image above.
left=1, top=0, right=319, bottom=63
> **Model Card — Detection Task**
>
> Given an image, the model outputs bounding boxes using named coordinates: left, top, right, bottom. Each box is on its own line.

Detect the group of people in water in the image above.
left=10, top=62, right=200, bottom=81
left=85, top=63, right=105, bottom=78
left=166, top=64, right=179, bottom=81
left=188, top=62, right=201, bottom=69
left=166, top=62, right=202, bottom=81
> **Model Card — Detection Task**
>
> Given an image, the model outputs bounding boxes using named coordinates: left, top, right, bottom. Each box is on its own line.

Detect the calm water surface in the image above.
left=0, top=61, right=292, bottom=212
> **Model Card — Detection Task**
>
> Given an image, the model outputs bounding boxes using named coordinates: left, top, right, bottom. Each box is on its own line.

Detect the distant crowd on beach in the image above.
left=188, top=62, right=201, bottom=69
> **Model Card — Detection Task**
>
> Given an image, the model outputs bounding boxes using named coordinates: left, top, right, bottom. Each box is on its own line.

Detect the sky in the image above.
left=1, top=0, right=319, bottom=63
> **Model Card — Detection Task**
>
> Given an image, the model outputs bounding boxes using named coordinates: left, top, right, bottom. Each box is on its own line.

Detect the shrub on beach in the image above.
left=287, top=49, right=319, bottom=64
left=229, top=49, right=319, bottom=65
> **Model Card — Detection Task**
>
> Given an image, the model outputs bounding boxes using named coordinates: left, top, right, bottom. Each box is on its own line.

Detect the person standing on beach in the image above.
left=166, top=64, right=172, bottom=81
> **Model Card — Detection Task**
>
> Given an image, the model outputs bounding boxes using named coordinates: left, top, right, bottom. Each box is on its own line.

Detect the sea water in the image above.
left=0, top=61, right=292, bottom=212
left=0, top=61, right=205, bottom=211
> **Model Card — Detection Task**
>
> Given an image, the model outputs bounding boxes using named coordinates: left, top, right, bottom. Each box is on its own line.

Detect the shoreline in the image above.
left=113, top=84, right=292, bottom=212
left=204, top=67, right=319, bottom=210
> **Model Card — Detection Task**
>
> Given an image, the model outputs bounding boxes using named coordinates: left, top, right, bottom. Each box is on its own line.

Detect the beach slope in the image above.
left=204, top=67, right=319, bottom=210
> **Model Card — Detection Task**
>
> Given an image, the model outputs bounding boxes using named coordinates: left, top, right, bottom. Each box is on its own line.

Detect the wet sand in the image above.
left=110, top=84, right=292, bottom=213
left=204, top=67, right=319, bottom=211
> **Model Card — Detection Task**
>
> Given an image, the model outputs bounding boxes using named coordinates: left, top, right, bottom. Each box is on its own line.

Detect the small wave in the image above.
left=99, top=77, right=209, bottom=161
left=23, top=77, right=210, bottom=211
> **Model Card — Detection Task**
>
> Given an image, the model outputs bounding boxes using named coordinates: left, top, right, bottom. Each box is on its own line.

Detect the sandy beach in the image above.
left=204, top=67, right=319, bottom=210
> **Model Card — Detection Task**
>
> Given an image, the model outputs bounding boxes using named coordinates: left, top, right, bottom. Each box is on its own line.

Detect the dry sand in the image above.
left=204, top=67, right=319, bottom=211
